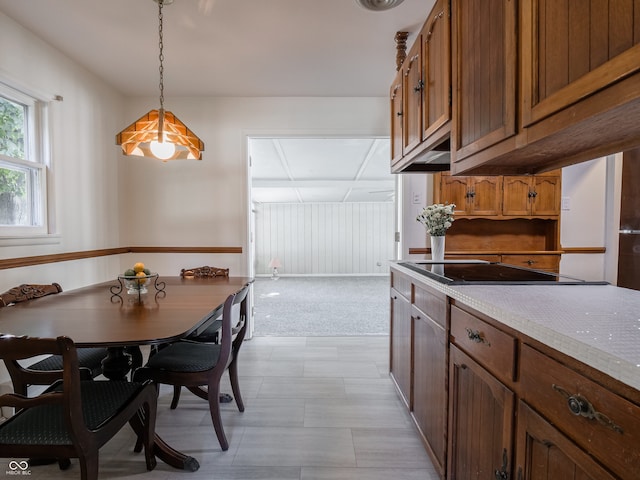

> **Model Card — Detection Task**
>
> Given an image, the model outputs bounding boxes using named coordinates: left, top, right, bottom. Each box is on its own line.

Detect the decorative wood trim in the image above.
left=409, top=247, right=605, bottom=255
left=561, top=247, right=606, bottom=254
left=0, top=246, right=243, bottom=271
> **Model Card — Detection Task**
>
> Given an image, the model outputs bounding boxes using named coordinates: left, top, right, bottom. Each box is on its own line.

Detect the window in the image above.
left=0, top=82, right=49, bottom=236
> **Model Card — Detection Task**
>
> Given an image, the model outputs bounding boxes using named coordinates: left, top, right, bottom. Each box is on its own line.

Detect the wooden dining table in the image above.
left=0, top=274, right=253, bottom=472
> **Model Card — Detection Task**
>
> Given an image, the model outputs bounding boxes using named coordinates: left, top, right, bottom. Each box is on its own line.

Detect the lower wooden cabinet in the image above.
left=390, top=286, right=412, bottom=408
left=515, top=401, right=617, bottom=480
left=390, top=266, right=640, bottom=480
left=412, top=306, right=447, bottom=475
left=448, top=345, right=515, bottom=480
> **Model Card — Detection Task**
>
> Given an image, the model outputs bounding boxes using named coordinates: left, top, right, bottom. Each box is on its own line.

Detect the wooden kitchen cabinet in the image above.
left=515, top=401, right=617, bottom=480
left=502, top=173, right=561, bottom=216
left=448, top=345, right=515, bottom=480
left=412, top=285, right=448, bottom=476
left=439, top=173, right=502, bottom=216
left=520, top=0, right=640, bottom=128
left=403, top=40, right=422, bottom=155
left=421, top=0, right=450, bottom=143
left=433, top=171, right=561, bottom=270
left=390, top=70, right=404, bottom=166
left=519, top=343, right=640, bottom=480
left=390, top=0, right=451, bottom=173
left=450, top=0, right=517, bottom=165
left=390, top=274, right=412, bottom=408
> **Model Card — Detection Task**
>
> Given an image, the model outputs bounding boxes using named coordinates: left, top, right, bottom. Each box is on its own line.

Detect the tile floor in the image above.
left=9, top=336, right=439, bottom=480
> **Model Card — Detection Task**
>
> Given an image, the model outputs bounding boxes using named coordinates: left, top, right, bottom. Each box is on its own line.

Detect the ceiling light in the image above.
left=355, top=0, right=405, bottom=11
left=116, top=0, right=204, bottom=161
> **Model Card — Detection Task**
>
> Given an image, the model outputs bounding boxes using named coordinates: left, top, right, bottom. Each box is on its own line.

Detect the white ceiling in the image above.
left=0, top=0, right=430, bottom=202
left=250, top=137, right=394, bottom=203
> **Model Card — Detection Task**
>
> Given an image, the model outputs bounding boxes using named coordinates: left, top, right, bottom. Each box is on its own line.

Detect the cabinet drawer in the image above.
left=520, top=344, right=640, bottom=480
left=391, top=271, right=412, bottom=299
left=450, top=305, right=516, bottom=384
left=413, top=285, right=446, bottom=328
left=501, top=254, right=559, bottom=272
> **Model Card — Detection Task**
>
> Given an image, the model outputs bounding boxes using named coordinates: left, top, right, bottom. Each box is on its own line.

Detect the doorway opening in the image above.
left=248, top=136, right=396, bottom=336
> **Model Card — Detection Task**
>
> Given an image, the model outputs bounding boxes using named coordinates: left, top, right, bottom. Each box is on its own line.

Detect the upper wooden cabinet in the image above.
left=450, top=0, right=517, bottom=165
left=520, top=0, right=640, bottom=128
left=421, top=0, right=451, bottom=142
left=390, top=70, right=404, bottom=166
left=390, top=0, right=451, bottom=173
left=502, top=173, right=561, bottom=216
left=403, top=40, right=423, bottom=155
left=393, top=0, right=640, bottom=175
left=439, top=173, right=502, bottom=216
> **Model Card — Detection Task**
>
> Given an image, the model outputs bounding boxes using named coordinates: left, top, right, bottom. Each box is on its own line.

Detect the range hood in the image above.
left=395, top=139, right=451, bottom=173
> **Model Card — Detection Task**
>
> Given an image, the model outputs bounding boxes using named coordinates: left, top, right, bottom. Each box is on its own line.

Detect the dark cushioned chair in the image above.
left=0, top=334, right=157, bottom=480
left=133, top=284, right=249, bottom=451
left=167, top=266, right=229, bottom=408
left=0, top=283, right=108, bottom=395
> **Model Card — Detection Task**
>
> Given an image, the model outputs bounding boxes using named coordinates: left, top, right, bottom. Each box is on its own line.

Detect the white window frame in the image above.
left=0, top=81, right=50, bottom=238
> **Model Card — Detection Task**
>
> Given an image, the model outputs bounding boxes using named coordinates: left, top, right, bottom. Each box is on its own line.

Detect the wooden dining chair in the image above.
left=133, top=284, right=249, bottom=451
left=0, top=334, right=157, bottom=480
left=168, top=265, right=230, bottom=408
left=0, top=283, right=108, bottom=395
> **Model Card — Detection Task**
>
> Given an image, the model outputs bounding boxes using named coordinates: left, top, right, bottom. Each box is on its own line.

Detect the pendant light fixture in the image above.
left=116, top=0, right=204, bottom=161
left=355, top=0, right=405, bottom=11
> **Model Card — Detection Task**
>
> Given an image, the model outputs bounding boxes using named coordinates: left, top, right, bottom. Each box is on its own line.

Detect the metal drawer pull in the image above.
left=494, top=448, right=509, bottom=480
left=465, top=328, right=490, bottom=346
left=552, top=384, right=623, bottom=434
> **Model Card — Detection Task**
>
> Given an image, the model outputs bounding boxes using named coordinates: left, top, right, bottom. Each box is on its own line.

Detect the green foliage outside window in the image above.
left=0, top=96, right=26, bottom=196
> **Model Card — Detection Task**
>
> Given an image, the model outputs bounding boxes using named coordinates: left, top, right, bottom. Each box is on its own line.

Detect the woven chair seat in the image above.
left=28, top=347, right=107, bottom=375
left=0, top=380, right=148, bottom=446
left=146, top=342, right=222, bottom=373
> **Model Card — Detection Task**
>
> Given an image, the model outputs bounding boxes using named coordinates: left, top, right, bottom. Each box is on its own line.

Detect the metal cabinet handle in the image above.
left=414, top=79, right=424, bottom=92
left=465, top=328, right=490, bottom=346
left=528, top=190, right=538, bottom=198
left=552, top=384, right=623, bottom=434
left=494, top=448, right=509, bottom=480
left=526, top=259, right=535, bottom=266
left=396, top=111, right=403, bottom=117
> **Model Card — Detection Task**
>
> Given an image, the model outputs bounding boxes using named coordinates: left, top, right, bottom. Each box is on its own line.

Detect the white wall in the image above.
left=118, top=96, right=389, bottom=276
left=0, top=11, right=124, bottom=292
left=254, top=202, right=394, bottom=275
left=560, top=158, right=609, bottom=280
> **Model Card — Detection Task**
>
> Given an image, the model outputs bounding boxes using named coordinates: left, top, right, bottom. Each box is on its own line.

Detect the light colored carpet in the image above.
left=252, top=276, right=390, bottom=336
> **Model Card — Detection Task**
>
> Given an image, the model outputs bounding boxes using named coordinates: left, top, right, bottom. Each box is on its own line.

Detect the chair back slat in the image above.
left=180, top=266, right=229, bottom=278
left=0, top=283, right=62, bottom=307
left=0, top=335, right=83, bottom=431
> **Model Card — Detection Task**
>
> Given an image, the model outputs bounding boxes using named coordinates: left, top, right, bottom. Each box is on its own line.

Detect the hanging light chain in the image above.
left=157, top=0, right=165, bottom=110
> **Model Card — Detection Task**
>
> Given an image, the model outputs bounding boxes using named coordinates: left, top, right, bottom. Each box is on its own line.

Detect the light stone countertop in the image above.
left=392, top=264, right=640, bottom=392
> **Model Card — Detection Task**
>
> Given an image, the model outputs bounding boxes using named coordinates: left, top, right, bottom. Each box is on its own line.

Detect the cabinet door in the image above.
left=469, top=176, right=502, bottom=216
left=520, top=0, right=640, bottom=127
left=515, top=401, right=617, bottom=480
left=390, top=71, right=404, bottom=166
left=502, top=176, right=533, bottom=216
left=448, top=345, right=515, bottom=480
left=530, top=175, right=561, bottom=216
left=421, top=0, right=450, bottom=141
left=403, top=41, right=423, bottom=155
left=451, top=0, right=517, bottom=163
left=390, top=287, right=412, bottom=407
left=413, top=311, right=447, bottom=474
left=439, top=174, right=471, bottom=215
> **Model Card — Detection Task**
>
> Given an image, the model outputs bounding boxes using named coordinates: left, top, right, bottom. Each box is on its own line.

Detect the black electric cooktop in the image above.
left=398, top=262, right=609, bottom=285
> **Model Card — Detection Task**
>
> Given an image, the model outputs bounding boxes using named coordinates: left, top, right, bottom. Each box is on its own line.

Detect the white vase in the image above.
left=430, top=235, right=446, bottom=262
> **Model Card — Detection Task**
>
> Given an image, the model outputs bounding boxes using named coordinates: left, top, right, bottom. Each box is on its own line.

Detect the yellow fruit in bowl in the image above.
left=133, top=262, right=145, bottom=273
left=135, top=271, right=147, bottom=285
